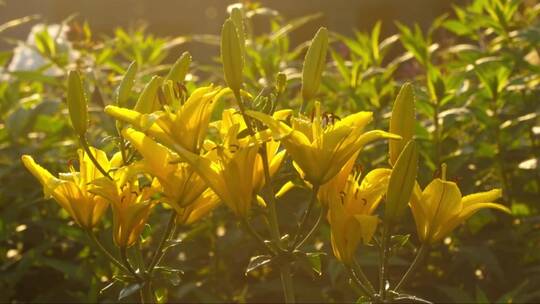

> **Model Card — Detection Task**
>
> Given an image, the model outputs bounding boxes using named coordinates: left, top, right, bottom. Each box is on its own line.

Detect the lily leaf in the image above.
left=390, top=234, right=411, bottom=250
left=118, top=283, right=142, bottom=300
left=154, top=266, right=183, bottom=287
left=294, top=251, right=326, bottom=276
left=245, top=255, right=272, bottom=275
left=305, top=252, right=325, bottom=276
left=99, top=280, right=120, bottom=295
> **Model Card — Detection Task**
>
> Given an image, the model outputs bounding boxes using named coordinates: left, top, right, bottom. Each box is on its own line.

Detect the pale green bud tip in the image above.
left=67, top=70, right=88, bottom=136
left=230, top=7, right=244, bottom=29
left=166, top=51, right=191, bottom=83
left=230, top=7, right=246, bottom=56
left=221, top=18, right=244, bottom=93
left=134, top=75, right=163, bottom=113
left=117, top=61, right=138, bottom=107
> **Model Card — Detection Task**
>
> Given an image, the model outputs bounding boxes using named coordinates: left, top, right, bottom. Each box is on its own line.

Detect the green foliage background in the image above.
left=1, top=0, right=539, bottom=302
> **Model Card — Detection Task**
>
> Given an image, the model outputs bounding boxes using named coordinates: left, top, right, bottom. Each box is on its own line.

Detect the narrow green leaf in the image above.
left=390, top=234, right=411, bottom=249
left=0, top=15, right=39, bottom=34
left=118, top=283, right=142, bottom=300
left=330, top=49, right=350, bottom=83
left=371, top=21, right=381, bottom=63
left=99, top=280, right=120, bottom=295
left=305, top=252, right=324, bottom=276
left=245, top=255, right=272, bottom=275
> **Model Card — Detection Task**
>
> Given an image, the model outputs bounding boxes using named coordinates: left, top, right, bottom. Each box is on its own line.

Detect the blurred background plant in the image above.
left=1, top=0, right=539, bottom=302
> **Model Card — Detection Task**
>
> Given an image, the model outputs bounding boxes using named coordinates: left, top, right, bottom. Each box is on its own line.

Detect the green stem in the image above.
left=139, top=282, right=154, bottom=304
left=394, top=243, right=429, bottom=292
left=432, top=100, right=441, bottom=168
left=529, top=126, right=540, bottom=192
left=85, top=229, right=128, bottom=273
left=78, top=136, right=113, bottom=179
left=119, top=246, right=154, bottom=303
left=260, top=145, right=281, bottom=242
left=119, top=247, right=143, bottom=282
left=294, top=205, right=325, bottom=250
left=291, top=184, right=320, bottom=250
left=233, top=90, right=254, bottom=135
left=147, top=211, right=177, bottom=274
left=234, top=87, right=296, bottom=303
left=280, top=263, right=296, bottom=303
left=260, top=145, right=296, bottom=303
left=116, top=121, right=128, bottom=165
left=352, top=258, right=376, bottom=295
left=492, top=96, right=510, bottom=200
left=346, top=266, right=376, bottom=301
left=241, top=219, right=276, bottom=255
left=379, top=224, right=391, bottom=300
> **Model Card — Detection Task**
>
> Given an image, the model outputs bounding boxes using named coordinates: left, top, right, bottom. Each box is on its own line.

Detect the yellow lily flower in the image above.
left=21, top=148, right=112, bottom=229
left=90, top=165, right=159, bottom=248
left=176, top=189, right=221, bottom=225
left=211, top=108, right=287, bottom=193
left=105, top=85, right=222, bottom=153
left=318, top=151, right=359, bottom=207
left=173, top=122, right=260, bottom=218
left=122, top=128, right=220, bottom=225
left=327, top=168, right=390, bottom=264
left=247, top=101, right=400, bottom=185
left=253, top=139, right=285, bottom=193
left=410, top=166, right=511, bottom=244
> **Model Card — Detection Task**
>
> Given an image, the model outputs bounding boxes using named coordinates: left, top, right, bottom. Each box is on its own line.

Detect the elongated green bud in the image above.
left=166, top=51, right=191, bottom=83
left=221, top=19, right=244, bottom=93
left=389, top=83, right=415, bottom=166
left=134, top=75, right=163, bottom=113
left=230, top=7, right=246, bottom=59
left=385, top=140, right=418, bottom=223
left=301, top=27, right=328, bottom=103
left=116, top=61, right=138, bottom=108
left=67, top=70, right=88, bottom=136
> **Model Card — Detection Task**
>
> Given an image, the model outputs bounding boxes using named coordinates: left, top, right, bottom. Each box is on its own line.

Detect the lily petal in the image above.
left=353, top=214, right=379, bottom=245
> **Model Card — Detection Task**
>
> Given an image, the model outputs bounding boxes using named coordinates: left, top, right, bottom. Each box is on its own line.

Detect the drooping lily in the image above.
left=122, top=128, right=220, bottom=225
left=21, top=148, right=112, bottom=229
left=90, top=164, right=159, bottom=248
left=247, top=101, right=400, bottom=185
left=105, top=85, right=223, bottom=153
left=327, top=168, right=390, bottom=264
left=410, top=165, right=511, bottom=244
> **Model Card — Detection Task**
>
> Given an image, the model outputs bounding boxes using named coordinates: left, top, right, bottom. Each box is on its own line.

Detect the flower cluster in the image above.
left=19, top=13, right=511, bottom=303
